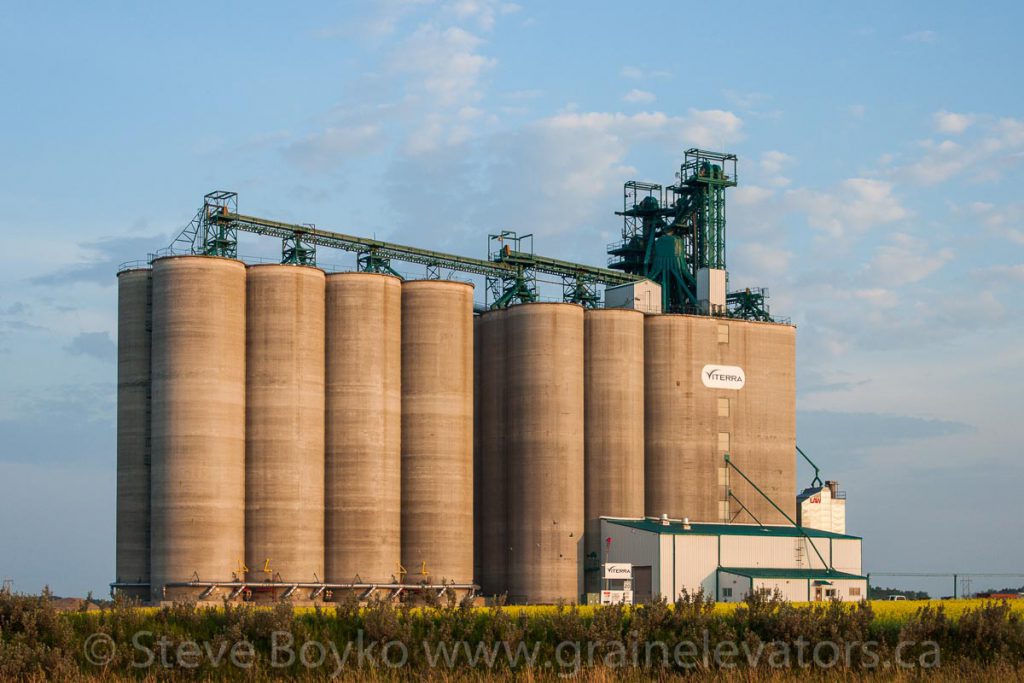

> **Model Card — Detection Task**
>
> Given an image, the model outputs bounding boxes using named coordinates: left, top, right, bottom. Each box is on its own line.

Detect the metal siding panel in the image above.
left=755, top=578, right=807, bottom=602
left=831, top=539, right=861, bottom=574
left=674, top=535, right=719, bottom=599
left=718, top=571, right=751, bottom=602
left=659, top=535, right=673, bottom=599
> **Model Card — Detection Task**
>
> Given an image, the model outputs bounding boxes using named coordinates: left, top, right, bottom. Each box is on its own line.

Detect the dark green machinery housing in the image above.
left=608, top=149, right=774, bottom=320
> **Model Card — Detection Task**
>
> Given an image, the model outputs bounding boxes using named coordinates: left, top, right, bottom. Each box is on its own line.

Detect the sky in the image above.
left=0, top=1, right=1022, bottom=599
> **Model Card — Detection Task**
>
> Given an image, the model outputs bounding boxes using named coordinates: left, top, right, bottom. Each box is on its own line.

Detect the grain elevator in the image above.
left=113, top=150, right=843, bottom=605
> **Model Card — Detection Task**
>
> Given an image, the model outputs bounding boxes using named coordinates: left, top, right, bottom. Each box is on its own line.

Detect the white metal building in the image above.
left=604, top=279, right=662, bottom=313
left=599, top=517, right=866, bottom=603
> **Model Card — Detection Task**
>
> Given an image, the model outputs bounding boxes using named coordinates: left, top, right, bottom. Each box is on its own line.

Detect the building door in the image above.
left=633, top=565, right=653, bottom=604
left=814, top=586, right=822, bottom=601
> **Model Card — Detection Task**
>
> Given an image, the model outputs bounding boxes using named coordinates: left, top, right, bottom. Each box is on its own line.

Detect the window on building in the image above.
left=825, top=589, right=837, bottom=598
left=717, top=397, right=730, bottom=417
left=717, top=432, right=730, bottom=452
left=718, top=324, right=729, bottom=343
left=849, top=587, right=861, bottom=597
left=722, top=587, right=733, bottom=598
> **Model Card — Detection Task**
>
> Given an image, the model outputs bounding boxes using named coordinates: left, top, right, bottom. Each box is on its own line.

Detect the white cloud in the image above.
left=732, top=185, right=773, bottom=206
left=314, top=0, right=433, bottom=40
left=865, top=233, right=954, bottom=286
left=848, top=104, right=866, bottom=118
left=965, top=201, right=1024, bottom=245
left=680, top=109, right=743, bottom=148
left=539, top=109, right=743, bottom=150
left=392, top=25, right=496, bottom=107
left=933, top=110, right=974, bottom=134
left=900, top=113, right=1024, bottom=185
left=622, top=89, right=655, bottom=104
left=620, top=66, right=672, bottom=80
left=786, top=178, right=907, bottom=239
left=444, top=0, right=520, bottom=31
left=759, top=150, right=792, bottom=174
left=732, top=242, right=792, bottom=279
left=903, top=30, right=937, bottom=43
left=388, top=107, right=745, bottom=243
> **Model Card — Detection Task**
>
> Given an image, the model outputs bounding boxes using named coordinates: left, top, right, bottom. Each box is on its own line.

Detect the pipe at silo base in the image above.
left=325, top=273, right=402, bottom=587
left=584, top=308, right=644, bottom=594
left=401, top=280, right=474, bottom=588
left=506, top=303, right=584, bottom=604
left=149, top=256, right=246, bottom=603
left=245, top=265, right=325, bottom=594
left=474, top=309, right=507, bottom=596
left=115, top=268, right=152, bottom=601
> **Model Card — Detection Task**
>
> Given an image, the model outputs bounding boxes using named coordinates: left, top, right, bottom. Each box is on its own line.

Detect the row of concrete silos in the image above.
left=118, top=255, right=796, bottom=604
left=115, top=256, right=474, bottom=603
left=472, top=307, right=796, bottom=599
left=472, top=306, right=646, bottom=600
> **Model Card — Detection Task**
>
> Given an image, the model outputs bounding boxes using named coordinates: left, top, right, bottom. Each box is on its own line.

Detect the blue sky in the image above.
left=1, top=1, right=1022, bottom=598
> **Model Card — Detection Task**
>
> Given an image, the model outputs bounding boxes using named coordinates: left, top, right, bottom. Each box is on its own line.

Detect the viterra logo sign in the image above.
left=701, top=365, right=746, bottom=390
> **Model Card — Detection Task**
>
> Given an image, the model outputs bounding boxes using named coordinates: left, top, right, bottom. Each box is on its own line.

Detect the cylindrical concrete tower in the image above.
left=506, top=303, right=584, bottom=604
left=245, top=265, right=325, bottom=592
left=644, top=314, right=797, bottom=525
left=325, top=273, right=402, bottom=586
left=401, top=280, right=474, bottom=585
left=644, top=314, right=717, bottom=521
left=583, top=308, right=644, bottom=593
left=474, top=309, right=507, bottom=596
left=150, top=256, right=246, bottom=602
left=115, top=268, right=152, bottom=600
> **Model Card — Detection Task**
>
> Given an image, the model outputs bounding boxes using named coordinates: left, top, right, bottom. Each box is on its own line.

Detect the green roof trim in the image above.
left=604, top=518, right=861, bottom=540
left=720, top=567, right=866, bottom=581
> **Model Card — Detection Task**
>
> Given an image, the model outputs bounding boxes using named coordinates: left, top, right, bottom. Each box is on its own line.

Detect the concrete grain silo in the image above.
left=583, top=308, right=644, bottom=593
left=325, top=273, right=402, bottom=586
left=506, top=303, right=584, bottom=604
left=149, top=256, right=246, bottom=602
left=245, top=265, right=325, bottom=592
left=115, top=268, right=152, bottom=600
left=709, top=318, right=796, bottom=524
left=644, top=315, right=715, bottom=522
left=474, top=309, right=507, bottom=596
left=644, top=315, right=796, bottom=525
left=401, top=280, right=474, bottom=586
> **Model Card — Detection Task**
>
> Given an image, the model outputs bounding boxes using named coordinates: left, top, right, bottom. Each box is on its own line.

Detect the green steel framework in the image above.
left=607, top=149, right=774, bottom=320
left=156, top=149, right=779, bottom=320
left=165, top=191, right=636, bottom=310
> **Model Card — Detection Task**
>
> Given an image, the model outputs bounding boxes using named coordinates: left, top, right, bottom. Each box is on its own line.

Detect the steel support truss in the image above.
left=110, top=581, right=478, bottom=602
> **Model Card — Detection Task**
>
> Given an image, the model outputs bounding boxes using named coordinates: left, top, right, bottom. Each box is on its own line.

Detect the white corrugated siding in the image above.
left=720, top=535, right=831, bottom=570
left=813, top=578, right=866, bottom=602
left=717, top=571, right=751, bottom=602
left=831, top=539, right=861, bottom=574
left=673, top=535, right=719, bottom=599
left=658, top=535, right=674, bottom=598
left=755, top=578, right=809, bottom=602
